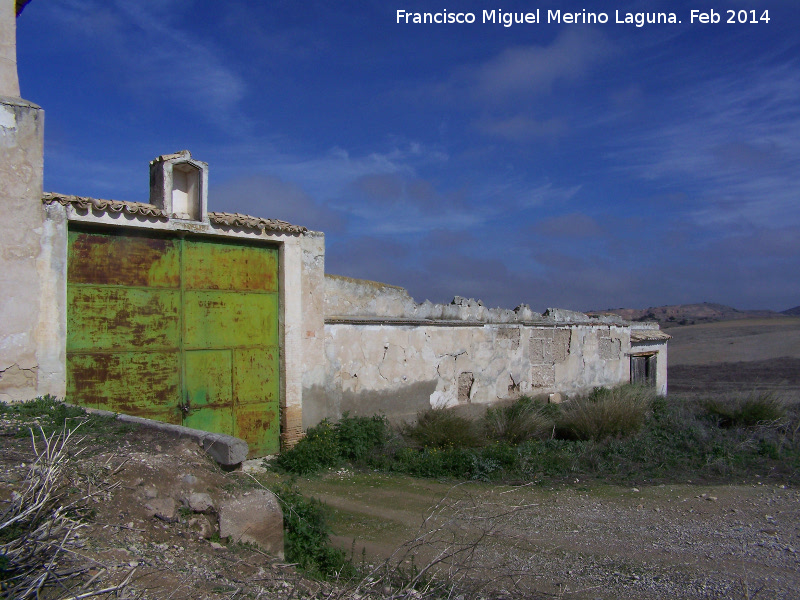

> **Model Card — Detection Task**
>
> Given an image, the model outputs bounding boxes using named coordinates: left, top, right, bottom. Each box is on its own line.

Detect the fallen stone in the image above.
left=181, top=474, right=198, bottom=486
left=184, top=492, right=214, bottom=513
left=188, top=515, right=215, bottom=539
left=145, top=498, right=176, bottom=522
left=71, top=405, right=248, bottom=466
left=219, top=490, right=283, bottom=558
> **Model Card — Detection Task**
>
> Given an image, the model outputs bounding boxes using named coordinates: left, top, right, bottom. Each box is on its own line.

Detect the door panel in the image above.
left=183, top=238, right=278, bottom=292
left=183, top=291, right=277, bottom=350
left=67, top=287, right=180, bottom=351
left=68, top=231, right=180, bottom=288
left=67, top=351, right=182, bottom=422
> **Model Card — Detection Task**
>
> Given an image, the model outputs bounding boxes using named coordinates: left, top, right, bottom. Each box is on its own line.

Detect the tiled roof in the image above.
left=209, top=212, right=307, bottom=234
left=630, top=329, right=672, bottom=342
left=43, top=193, right=169, bottom=218
left=42, top=194, right=308, bottom=234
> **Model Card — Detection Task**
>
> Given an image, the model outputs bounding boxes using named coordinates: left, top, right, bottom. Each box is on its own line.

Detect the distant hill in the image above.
left=588, top=302, right=790, bottom=328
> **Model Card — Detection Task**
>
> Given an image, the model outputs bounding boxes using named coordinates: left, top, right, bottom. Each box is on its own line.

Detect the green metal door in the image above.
left=67, top=228, right=280, bottom=456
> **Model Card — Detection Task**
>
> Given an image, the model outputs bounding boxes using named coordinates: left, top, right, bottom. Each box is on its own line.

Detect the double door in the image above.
left=67, top=227, right=280, bottom=456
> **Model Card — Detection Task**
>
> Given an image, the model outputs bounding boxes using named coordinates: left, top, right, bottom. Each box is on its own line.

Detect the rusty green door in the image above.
left=67, top=228, right=280, bottom=456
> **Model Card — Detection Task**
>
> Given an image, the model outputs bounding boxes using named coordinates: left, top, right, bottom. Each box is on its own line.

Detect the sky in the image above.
left=15, top=0, right=800, bottom=313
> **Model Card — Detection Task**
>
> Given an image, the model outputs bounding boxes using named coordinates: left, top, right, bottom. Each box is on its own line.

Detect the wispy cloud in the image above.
left=611, top=61, right=800, bottom=227
left=531, top=213, right=604, bottom=238
left=43, top=0, right=247, bottom=130
left=465, top=28, right=613, bottom=104
left=475, top=115, right=566, bottom=142
left=211, top=174, right=345, bottom=233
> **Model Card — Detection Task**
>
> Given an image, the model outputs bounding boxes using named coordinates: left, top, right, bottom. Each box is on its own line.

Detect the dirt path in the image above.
left=297, top=471, right=800, bottom=599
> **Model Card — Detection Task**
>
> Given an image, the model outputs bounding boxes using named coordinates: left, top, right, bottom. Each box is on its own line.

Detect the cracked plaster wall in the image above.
left=0, top=95, right=65, bottom=402
left=321, top=322, right=634, bottom=424
left=316, top=275, right=668, bottom=425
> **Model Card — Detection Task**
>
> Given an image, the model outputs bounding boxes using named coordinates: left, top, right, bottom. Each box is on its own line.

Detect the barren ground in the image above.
left=0, top=422, right=326, bottom=599
left=298, top=471, right=800, bottom=600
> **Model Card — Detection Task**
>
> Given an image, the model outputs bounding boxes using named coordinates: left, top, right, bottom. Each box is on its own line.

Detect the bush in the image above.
left=555, top=384, right=654, bottom=441
left=275, top=420, right=341, bottom=475
left=704, top=393, right=786, bottom=428
left=484, top=396, right=554, bottom=444
left=402, top=407, right=484, bottom=449
left=275, top=414, right=389, bottom=475
left=271, top=482, right=353, bottom=579
left=334, top=414, right=388, bottom=462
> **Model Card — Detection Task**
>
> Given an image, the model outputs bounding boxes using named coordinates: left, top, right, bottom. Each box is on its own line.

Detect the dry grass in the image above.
left=484, top=396, right=554, bottom=444
left=556, top=384, right=655, bottom=441
left=402, top=408, right=485, bottom=449
left=0, top=424, right=122, bottom=599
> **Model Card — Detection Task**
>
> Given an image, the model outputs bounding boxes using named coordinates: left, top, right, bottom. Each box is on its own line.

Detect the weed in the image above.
left=275, top=386, right=800, bottom=485
left=274, top=420, right=341, bottom=475
left=0, top=396, right=124, bottom=440
left=0, top=424, right=119, bottom=598
left=274, top=415, right=390, bottom=476
left=334, top=414, right=388, bottom=462
left=704, top=392, right=787, bottom=428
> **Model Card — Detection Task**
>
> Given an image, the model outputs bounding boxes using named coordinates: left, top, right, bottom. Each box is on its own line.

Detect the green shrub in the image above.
left=271, top=482, right=353, bottom=579
left=274, top=420, right=341, bottom=475
left=555, top=384, right=654, bottom=441
left=274, top=414, right=389, bottom=475
left=402, top=407, right=484, bottom=449
left=704, top=393, right=786, bottom=428
left=334, top=413, right=388, bottom=462
left=484, top=396, right=554, bottom=444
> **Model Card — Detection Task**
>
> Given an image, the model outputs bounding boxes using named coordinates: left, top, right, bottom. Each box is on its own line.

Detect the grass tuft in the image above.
left=485, top=396, right=555, bottom=444
left=704, top=392, right=787, bottom=428
left=555, top=384, right=655, bottom=441
left=402, top=407, right=484, bottom=449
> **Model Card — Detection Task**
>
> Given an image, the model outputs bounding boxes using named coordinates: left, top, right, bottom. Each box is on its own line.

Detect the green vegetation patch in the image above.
left=276, top=385, right=800, bottom=485
left=271, top=481, right=355, bottom=579
left=0, top=395, right=132, bottom=441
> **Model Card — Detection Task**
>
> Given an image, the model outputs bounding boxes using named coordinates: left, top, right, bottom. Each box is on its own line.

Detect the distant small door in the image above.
left=67, top=228, right=280, bottom=456
left=630, top=354, right=657, bottom=387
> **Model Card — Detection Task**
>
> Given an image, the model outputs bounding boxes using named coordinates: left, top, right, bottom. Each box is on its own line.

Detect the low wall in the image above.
left=318, top=275, right=668, bottom=424
left=323, top=321, right=633, bottom=422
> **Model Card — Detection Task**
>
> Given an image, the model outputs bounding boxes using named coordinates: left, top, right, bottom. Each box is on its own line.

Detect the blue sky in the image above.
left=16, top=0, right=800, bottom=312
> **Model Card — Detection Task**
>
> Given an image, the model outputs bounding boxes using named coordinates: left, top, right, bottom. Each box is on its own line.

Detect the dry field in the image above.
left=667, top=317, right=800, bottom=396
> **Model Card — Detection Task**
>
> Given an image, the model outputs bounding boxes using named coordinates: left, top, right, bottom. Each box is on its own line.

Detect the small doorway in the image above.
left=630, top=353, right=657, bottom=387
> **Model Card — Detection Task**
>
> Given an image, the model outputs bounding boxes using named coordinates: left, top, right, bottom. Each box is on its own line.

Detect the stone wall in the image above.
left=318, top=275, right=668, bottom=423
